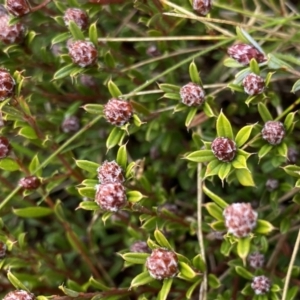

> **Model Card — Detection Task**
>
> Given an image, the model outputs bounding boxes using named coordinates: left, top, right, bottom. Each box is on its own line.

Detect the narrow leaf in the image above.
left=258, top=103, right=273, bottom=122
left=108, top=80, right=122, bottom=98
left=76, top=160, right=99, bottom=173
left=185, top=107, right=198, bottom=127
left=13, top=207, right=53, bottom=218
left=189, top=61, right=201, bottom=85
left=203, top=185, right=228, bottom=208
left=130, top=271, right=154, bottom=288
left=235, top=266, right=253, bottom=280
left=116, top=144, right=127, bottom=170
left=185, top=150, right=215, bottom=163
left=158, top=278, right=173, bottom=300
left=235, top=168, right=255, bottom=186
left=205, top=203, right=224, bottom=221
left=154, top=229, right=173, bottom=249
left=69, top=20, right=85, bottom=40
left=216, top=111, right=234, bottom=139
left=235, top=124, right=256, bottom=147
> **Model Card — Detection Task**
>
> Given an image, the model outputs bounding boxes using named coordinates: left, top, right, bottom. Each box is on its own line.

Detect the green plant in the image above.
left=1, top=0, right=300, bottom=300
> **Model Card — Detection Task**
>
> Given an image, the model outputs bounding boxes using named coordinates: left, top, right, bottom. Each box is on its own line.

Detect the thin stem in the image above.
left=30, top=0, right=52, bottom=12
left=197, top=127, right=207, bottom=300
left=98, top=36, right=227, bottom=42
left=282, top=229, right=300, bottom=300
left=0, top=114, right=103, bottom=211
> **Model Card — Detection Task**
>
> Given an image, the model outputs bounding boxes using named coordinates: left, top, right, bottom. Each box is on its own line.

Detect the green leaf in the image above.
left=203, top=101, right=216, bottom=117
left=51, top=32, right=71, bottom=45
left=291, top=79, right=300, bottom=93
left=0, top=158, right=20, bottom=171
left=89, top=277, right=110, bottom=291
left=268, top=53, right=293, bottom=70
left=216, top=111, right=234, bottom=139
left=82, top=104, right=103, bottom=115
left=102, top=211, right=112, bottom=224
left=249, top=58, right=260, bottom=74
left=7, top=270, right=30, bottom=291
left=228, top=83, right=245, bottom=93
left=286, top=286, right=298, bottom=300
left=235, top=266, right=253, bottom=280
left=237, top=237, right=251, bottom=263
left=232, top=154, right=248, bottom=169
left=236, top=27, right=265, bottom=55
left=158, top=83, right=180, bottom=93
left=77, top=201, right=99, bottom=211
left=69, top=21, right=85, bottom=40
left=235, top=168, right=255, bottom=186
left=104, top=51, right=115, bottom=69
left=121, top=252, right=149, bottom=264
left=154, top=229, right=173, bottom=249
left=13, top=207, right=53, bottom=218
left=189, top=61, right=201, bottom=85
left=235, top=124, right=256, bottom=147
left=59, top=285, right=79, bottom=297
left=78, top=187, right=96, bottom=198
left=158, top=278, right=173, bottom=300
left=18, top=126, right=38, bottom=139
left=204, top=159, right=222, bottom=178
left=258, top=144, right=273, bottom=160
left=192, top=254, right=206, bottom=272
left=89, top=22, right=98, bottom=46
left=210, top=221, right=226, bottom=231
left=277, top=142, right=287, bottom=158
left=116, top=144, right=127, bottom=170
left=130, top=271, right=155, bottom=288
left=283, top=165, right=300, bottom=177
left=254, top=220, right=274, bottom=234
left=178, top=262, right=196, bottom=280
left=185, top=150, right=215, bottom=163
left=108, top=80, right=122, bottom=98
left=53, top=63, right=79, bottom=80
left=205, top=203, right=224, bottom=221
left=164, top=92, right=181, bottom=101
left=203, top=185, right=228, bottom=208
left=208, top=274, right=221, bottom=289
left=29, top=154, right=41, bottom=177
left=127, top=190, right=144, bottom=203
left=223, top=57, right=244, bottom=68
left=186, top=279, right=201, bottom=299
left=258, top=103, right=273, bottom=122
left=185, top=107, right=198, bottom=127
left=283, top=112, right=296, bottom=132
left=130, top=100, right=151, bottom=116
left=76, top=160, right=99, bottom=173
left=106, top=127, right=125, bottom=150
left=217, top=163, right=232, bottom=183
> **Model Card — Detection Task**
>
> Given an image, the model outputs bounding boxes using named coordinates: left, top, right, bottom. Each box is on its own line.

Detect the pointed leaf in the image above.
left=291, top=79, right=300, bottom=93
left=89, top=277, right=110, bottom=291
left=192, top=254, right=206, bottom=272
left=235, top=124, right=256, bottom=147
left=18, top=126, right=38, bottom=139
left=185, top=107, right=198, bottom=127
left=7, top=270, right=30, bottom=291
left=189, top=61, right=201, bottom=85
left=108, top=80, right=122, bottom=98
left=158, top=278, right=173, bottom=300
left=89, top=22, right=98, bottom=46
left=205, top=203, right=224, bottom=221
left=122, top=252, right=149, bottom=264
left=78, top=201, right=99, bottom=211
left=204, top=159, right=222, bottom=177
left=116, top=144, right=127, bottom=170
left=236, top=168, right=255, bottom=186
left=130, top=271, right=155, bottom=288
left=185, top=150, right=215, bottom=163
left=235, top=266, right=253, bottom=280
left=210, top=221, right=226, bottom=231
left=69, top=20, right=85, bottom=40
left=237, top=237, right=251, bottom=262
left=232, top=154, right=248, bottom=169
left=82, top=104, right=103, bottom=115
left=203, top=185, right=228, bottom=208
left=218, top=163, right=232, bottom=182
left=258, top=144, right=273, bottom=160
left=186, top=279, right=202, bottom=299
left=127, top=190, right=144, bottom=203
left=178, top=262, right=196, bottom=280
left=13, top=207, right=53, bottom=218
left=0, top=158, right=20, bottom=171
left=203, top=101, right=216, bottom=117
left=236, top=27, right=265, bottom=55
left=216, top=111, right=233, bottom=139
left=76, top=160, right=99, bottom=173
left=258, top=103, right=273, bottom=122
left=283, top=112, right=296, bottom=132
left=106, top=127, right=125, bottom=150
left=154, top=229, right=173, bottom=249
left=254, top=220, right=274, bottom=234
left=208, top=274, right=221, bottom=289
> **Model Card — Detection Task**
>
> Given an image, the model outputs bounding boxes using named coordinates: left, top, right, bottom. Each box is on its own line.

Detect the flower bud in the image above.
left=3, top=290, right=35, bottom=300
left=287, top=147, right=298, bottom=163
left=211, top=137, right=236, bottom=162
left=192, top=0, right=212, bottom=16
left=68, top=40, right=97, bottom=67
left=61, top=116, right=80, bottom=133
left=64, top=8, right=89, bottom=30
left=0, top=136, right=10, bottom=158
left=227, top=43, right=266, bottom=65
left=95, top=182, right=126, bottom=212
left=223, top=203, right=258, bottom=238
left=97, top=160, right=124, bottom=184
left=242, top=73, right=265, bottom=95
left=248, top=252, right=264, bottom=269
left=146, top=248, right=178, bottom=280
left=0, top=14, right=25, bottom=44
left=261, top=121, right=285, bottom=145
left=180, top=82, right=205, bottom=107
left=104, top=98, right=133, bottom=126
left=251, top=275, right=271, bottom=295
left=265, top=178, right=279, bottom=192
left=18, top=176, right=40, bottom=190
left=130, top=241, right=150, bottom=253
left=0, top=68, right=15, bottom=101
left=6, top=0, right=30, bottom=17
left=0, top=241, right=6, bottom=257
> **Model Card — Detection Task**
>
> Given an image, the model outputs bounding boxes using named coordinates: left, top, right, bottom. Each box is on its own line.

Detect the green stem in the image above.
left=0, top=114, right=103, bottom=211
left=282, top=229, right=300, bottom=300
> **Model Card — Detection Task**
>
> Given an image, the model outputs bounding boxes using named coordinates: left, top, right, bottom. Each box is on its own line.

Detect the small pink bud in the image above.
left=242, top=73, right=265, bottom=95
left=0, top=68, right=15, bottom=101
left=180, top=82, right=205, bottom=107
left=227, top=43, right=266, bottom=66
left=211, top=137, right=236, bottom=162
left=6, top=0, right=30, bottom=17
left=287, top=147, right=298, bottom=163
left=223, top=203, right=258, bottom=238
left=0, top=14, right=25, bottom=44
left=265, top=178, right=279, bottom=192
left=130, top=241, right=150, bottom=253
left=0, top=136, right=10, bottom=158
left=68, top=40, right=97, bottom=67
left=95, top=182, right=126, bottom=212
left=261, top=121, right=285, bottom=145
left=248, top=252, right=264, bottom=269
left=146, top=248, right=178, bottom=280
left=64, top=8, right=89, bottom=30
left=61, top=116, right=80, bottom=133
left=3, top=290, right=35, bottom=300
left=104, top=98, right=133, bottom=127
left=251, top=275, right=271, bottom=295
left=97, top=160, right=124, bottom=184
left=192, top=0, right=212, bottom=16
left=19, top=176, right=40, bottom=190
